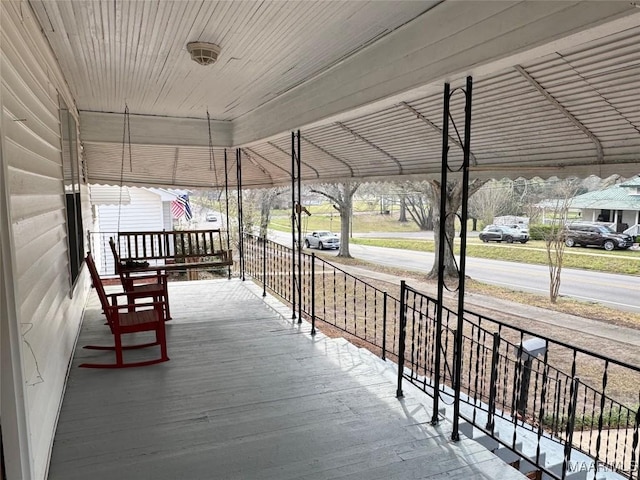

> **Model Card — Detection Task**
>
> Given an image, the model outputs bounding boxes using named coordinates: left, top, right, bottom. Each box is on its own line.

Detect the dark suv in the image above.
left=564, top=222, right=633, bottom=251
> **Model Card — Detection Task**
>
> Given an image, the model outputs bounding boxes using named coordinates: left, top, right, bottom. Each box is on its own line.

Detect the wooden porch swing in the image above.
left=111, top=108, right=233, bottom=279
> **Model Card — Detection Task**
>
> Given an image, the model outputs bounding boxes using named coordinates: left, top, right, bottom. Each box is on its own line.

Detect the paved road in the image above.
left=270, top=231, right=640, bottom=313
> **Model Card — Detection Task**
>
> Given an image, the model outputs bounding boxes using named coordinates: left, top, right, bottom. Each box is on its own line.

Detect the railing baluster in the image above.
left=562, top=351, right=579, bottom=480
left=352, top=277, right=357, bottom=336
left=382, top=292, right=387, bottom=361
left=536, top=354, right=550, bottom=470
left=630, top=406, right=639, bottom=480
left=486, top=332, right=500, bottom=435
left=510, top=332, right=523, bottom=451
left=363, top=283, right=368, bottom=342
left=410, top=295, right=419, bottom=382
left=396, top=280, right=407, bottom=398
left=262, top=236, right=267, bottom=297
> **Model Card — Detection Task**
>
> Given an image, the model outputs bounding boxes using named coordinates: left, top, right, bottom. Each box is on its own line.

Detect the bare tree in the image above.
left=398, top=195, right=408, bottom=222
left=543, top=179, right=580, bottom=303
left=258, top=188, right=287, bottom=238
left=238, top=190, right=260, bottom=234
left=310, top=181, right=360, bottom=257
left=392, top=181, right=433, bottom=230
left=425, top=178, right=487, bottom=279
left=467, top=179, right=516, bottom=227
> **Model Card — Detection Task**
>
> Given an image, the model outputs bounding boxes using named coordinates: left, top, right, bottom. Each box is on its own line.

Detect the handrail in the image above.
left=623, top=224, right=640, bottom=237
left=402, top=283, right=640, bottom=374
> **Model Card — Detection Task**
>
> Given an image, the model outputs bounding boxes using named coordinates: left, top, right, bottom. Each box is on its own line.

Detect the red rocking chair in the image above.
left=81, top=253, right=169, bottom=368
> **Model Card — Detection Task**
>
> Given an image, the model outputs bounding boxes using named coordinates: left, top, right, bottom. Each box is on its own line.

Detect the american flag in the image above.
left=171, top=194, right=193, bottom=220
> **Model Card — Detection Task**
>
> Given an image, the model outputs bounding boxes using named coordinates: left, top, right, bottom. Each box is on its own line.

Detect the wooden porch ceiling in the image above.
left=30, top=1, right=640, bottom=188
left=49, top=279, right=527, bottom=480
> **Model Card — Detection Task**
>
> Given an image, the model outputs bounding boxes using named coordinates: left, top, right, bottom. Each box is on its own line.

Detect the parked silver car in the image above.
left=304, top=231, right=340, bottom=250
left=479, top=225, right=529, bottom=244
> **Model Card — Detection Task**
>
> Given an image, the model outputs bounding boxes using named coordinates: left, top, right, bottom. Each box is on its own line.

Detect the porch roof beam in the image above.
left=399, top=102, right=478, bottom=166
left=301, top=135, right=354, bottom=177
left=242, top=147, right=289, bottom=178
left=79, top=111, right=232, bottom=148
left=514, top=65, right=604, bottom=163
left=266, top=141, right=320, bottom=179
left=240, top=149, right=275, bottom=185
left=336, top=122, right=403, bottom=174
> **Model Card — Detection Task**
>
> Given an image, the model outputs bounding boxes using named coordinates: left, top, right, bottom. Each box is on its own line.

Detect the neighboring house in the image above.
left=89, top=186, right=188, bottom=275
left=569, top=176, right=640, bottom=236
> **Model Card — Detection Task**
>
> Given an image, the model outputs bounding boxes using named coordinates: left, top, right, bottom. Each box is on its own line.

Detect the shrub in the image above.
left=529, top=224, right=557, bottom=241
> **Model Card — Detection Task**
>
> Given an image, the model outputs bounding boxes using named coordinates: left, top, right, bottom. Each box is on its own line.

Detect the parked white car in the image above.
left=304, top=231, right=340, bottom=250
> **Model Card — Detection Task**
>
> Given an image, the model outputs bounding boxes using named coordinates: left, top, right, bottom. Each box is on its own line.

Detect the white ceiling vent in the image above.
left=186, top=42, right=221, bottom=66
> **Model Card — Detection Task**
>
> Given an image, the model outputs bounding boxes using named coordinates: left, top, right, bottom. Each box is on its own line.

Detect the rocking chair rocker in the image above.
left=81, top=253, right=169, bottom=368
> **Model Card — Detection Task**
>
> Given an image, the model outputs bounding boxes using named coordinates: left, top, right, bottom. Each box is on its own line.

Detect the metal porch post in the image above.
left=290, top=130, right=303, bottom=322
left=224, top=149, right=231, bottom=279
left=432, top=77, right=473, bottom=436
left=431, top=82, right=450, bottom=426
left=291, top=132, right=297, bottom=319
left=296, top=130, right=302, bottom=324
left=451, top=76, right=473, bottom=441
left=236, top=148, right=245, bottom=281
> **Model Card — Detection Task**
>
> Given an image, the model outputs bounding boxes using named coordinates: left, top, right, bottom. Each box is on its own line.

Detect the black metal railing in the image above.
left=242, top=233, right=640, bottom=479
left=400, top=282, right=640, bottom=480
left=243, top=234, right=402, bottom=360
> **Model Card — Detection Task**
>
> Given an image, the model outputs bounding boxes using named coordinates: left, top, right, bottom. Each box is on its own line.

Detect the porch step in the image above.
left=459, top=421, right=598, bottom=480
left=459, top=422, right=552, bottom=479
left=544, top=461, right=587, bottom=480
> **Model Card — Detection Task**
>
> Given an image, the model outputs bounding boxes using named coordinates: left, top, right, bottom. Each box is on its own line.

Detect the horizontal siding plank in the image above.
left=0, top=14, right=60, bottom=120
left=4, top=139, right=62, bottom=179
left=3, top=121, right=61, bottom=168
left=8, top=166, right=63, bottom=196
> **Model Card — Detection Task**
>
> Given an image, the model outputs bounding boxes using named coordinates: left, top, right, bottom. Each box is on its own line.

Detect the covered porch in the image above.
left=49, top=278, right=524, bottom=480
left=3, top=2, right=640, bottom=479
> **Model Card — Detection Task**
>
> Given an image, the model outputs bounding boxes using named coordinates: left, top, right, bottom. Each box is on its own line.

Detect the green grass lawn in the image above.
left=350, top=237, right=640, bottom=275
left=269, top=210, right=640, bottom=275
left=270, top=212, right=420, bottom=234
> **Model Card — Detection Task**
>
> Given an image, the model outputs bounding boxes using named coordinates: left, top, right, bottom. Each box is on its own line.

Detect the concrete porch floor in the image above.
left=48, top=279, right=526, bottom=480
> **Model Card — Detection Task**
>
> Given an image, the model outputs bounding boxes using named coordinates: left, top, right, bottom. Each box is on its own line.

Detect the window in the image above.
left=59, top=99, right=85, bottom=286
left=598, top=210, right=611, bottom=222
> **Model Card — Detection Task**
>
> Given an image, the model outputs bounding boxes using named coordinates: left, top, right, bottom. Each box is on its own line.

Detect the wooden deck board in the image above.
left=48, top=279, right=525, bottom=480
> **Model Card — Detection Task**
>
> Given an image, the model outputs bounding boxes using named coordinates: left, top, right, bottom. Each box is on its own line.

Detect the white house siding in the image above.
left=163, top=200, right=173, bottom=230
left=1, top=3, right=91, bottom=480
left=95, top=187, right=166, bottom=275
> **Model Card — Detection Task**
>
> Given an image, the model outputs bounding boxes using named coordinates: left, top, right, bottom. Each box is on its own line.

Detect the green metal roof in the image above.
left=570, top=181, right=640, bottom=210
left=618, top=176, right=640, bottom=188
